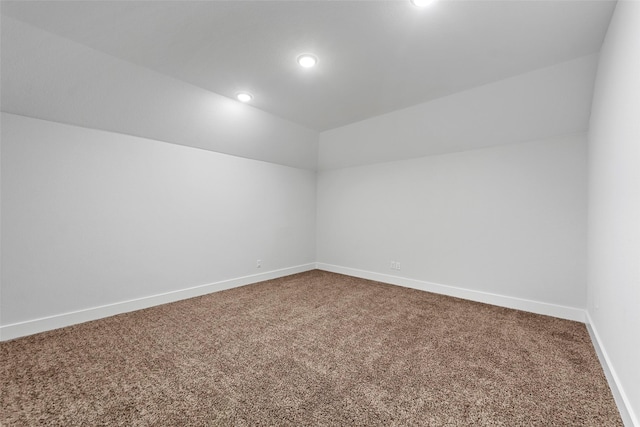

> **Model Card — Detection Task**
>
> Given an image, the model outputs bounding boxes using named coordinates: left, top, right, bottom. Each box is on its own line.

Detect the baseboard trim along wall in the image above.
left=315, top=263, right=586, bottom=322
left=0, top=263, right=316, bottom=342
left=585, top=312, right=638, bottom=427
left=2, top=262, right=586, bottom=337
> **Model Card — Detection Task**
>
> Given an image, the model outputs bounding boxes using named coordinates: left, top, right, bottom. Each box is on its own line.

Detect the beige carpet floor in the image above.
left=0, top=270, right=622, bottom=426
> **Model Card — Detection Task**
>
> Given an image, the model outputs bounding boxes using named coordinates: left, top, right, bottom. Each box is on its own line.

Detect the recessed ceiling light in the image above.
left=297, top=54, right=318, bottom=68
left=411, top=0, right=437, bottom=7
left=236, top=92, right=253, bottom=103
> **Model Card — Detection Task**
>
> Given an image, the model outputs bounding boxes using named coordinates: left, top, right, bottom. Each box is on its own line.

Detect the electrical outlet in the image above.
left=256, top=259, right=262, bottom=268
left=390, top=261, right=396, bottom=269
left=390, top=260, right=401, bottom=271
left=396, top=262, right=401, bottom=271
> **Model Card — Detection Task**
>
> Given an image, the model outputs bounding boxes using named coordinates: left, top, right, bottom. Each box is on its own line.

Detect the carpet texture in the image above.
left=1, top=270, right=622, bottom=426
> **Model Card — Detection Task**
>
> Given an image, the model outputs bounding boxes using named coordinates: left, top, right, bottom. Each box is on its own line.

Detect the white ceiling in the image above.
left=1, top=0, right=616, bottom=131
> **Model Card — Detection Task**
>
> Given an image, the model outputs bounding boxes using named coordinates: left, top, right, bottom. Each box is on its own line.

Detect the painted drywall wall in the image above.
left=317, top=134, right=587, bottom=311
left=319, top=54, right=597, bottom=170
left=0, top=113, right=316, bottom=330
left=587, top=1, right=640, bottom=425
left=0, top=16, right=318, bottom=170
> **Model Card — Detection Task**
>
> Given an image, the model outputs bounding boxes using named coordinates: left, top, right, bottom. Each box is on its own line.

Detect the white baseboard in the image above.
left=315, top=263, right=585, bottom=322
left=585, top=311, right=638, bottom=427
left=0, top=263, right=315, bottom=342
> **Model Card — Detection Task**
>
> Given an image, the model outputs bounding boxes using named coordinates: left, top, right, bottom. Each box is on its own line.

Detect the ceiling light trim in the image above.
left=236, top=92, right=253, bottom=103
left=410, top=0, right=437, bottom=8
left=297, top=53, right=318, bottom=68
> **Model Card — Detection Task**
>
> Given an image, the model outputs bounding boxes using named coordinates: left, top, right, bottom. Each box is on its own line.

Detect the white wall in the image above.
left=317, top=134, right=587, bottom=316
left=0, top=16, right=318, bottom=170
left=319, top=54, right=597, bottom=170
left=587, top=1, right=640, bottom=425
left=0, top=113, right=316, bottom=334
left=0, top=14, right=320, bottom=340
left=317, top=51, right=594, bottom=319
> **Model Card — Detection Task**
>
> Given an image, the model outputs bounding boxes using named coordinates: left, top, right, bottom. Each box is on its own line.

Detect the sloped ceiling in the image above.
left=1, top=0, right=616, bottom=131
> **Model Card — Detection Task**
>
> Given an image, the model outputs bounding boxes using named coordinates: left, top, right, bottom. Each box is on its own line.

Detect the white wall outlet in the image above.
left=390, top=260, right=401, bottom=271
left=396, top=261, right=401, bottom=271
left=256, top=259, right=261, bottom=268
